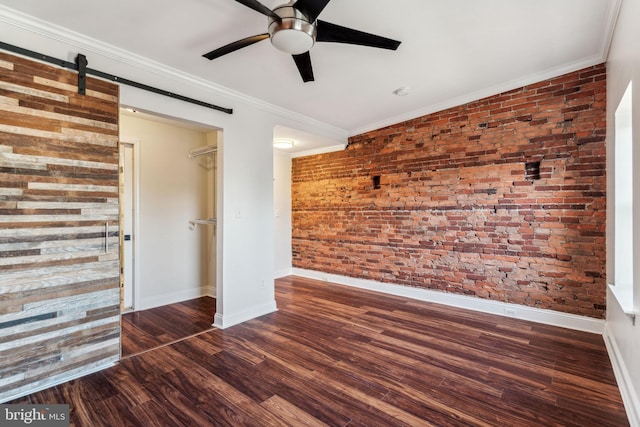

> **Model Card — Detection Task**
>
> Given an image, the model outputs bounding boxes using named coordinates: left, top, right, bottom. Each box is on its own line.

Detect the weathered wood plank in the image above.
left=32, top=76, right=119, bottom=103
left=0, top=132, right=119, bottom=163
left=0, top=80, right=69, bottom=102
left=0, top=123, right=119, bottom=146
left=0, top=59, right=13, bottom=70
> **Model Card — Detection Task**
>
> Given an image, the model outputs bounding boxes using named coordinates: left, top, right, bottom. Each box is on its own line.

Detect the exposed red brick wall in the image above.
left=292, top=64, right=607, bottom=318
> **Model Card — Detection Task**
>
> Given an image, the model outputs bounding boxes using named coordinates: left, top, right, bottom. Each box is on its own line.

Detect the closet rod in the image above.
left=188, top=145, right=217, bottom=159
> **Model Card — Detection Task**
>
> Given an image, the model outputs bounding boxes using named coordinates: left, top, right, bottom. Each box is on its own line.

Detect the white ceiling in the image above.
left=0, top=0, right=620, bottom=152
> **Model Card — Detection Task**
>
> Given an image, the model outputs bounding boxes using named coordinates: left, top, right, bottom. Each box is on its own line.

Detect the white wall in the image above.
left=120, top=114, right=214, bottom=309
left=0, top=5, right=349, bottom=330
left=605, top=0, right=640, bottom=424
left=274, top=150, right=292, bottom=278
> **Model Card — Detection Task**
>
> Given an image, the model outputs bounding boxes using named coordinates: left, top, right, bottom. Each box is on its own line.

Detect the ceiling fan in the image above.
left=202, top=0, right=401, bottom=82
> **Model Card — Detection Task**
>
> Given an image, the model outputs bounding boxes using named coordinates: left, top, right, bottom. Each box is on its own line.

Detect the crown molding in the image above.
left=291, top=144, right=348, bottom=158
left=0, top=5, right=348, bottom=141
left=602, top=0, right=623, bottom=62
left=349, top=54, right=608, bottom=137
left=350, top=0, right=622, bottom=137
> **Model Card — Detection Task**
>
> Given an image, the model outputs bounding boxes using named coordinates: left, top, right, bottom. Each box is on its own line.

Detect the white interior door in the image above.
left=122, top=142, right=135, bottom=310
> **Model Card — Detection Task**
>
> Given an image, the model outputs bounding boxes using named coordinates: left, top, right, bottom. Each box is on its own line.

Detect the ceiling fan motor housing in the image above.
left=268, top=4, right=317, bottom=54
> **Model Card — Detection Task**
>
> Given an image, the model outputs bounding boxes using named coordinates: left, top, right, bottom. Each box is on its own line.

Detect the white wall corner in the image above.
left=203, top=286, right=217, bottom=298
left=291, top=268, right=606, bottom=335
left=213, top=300, right=278, bottom=330
left=604, top=324, right=640, bottom=427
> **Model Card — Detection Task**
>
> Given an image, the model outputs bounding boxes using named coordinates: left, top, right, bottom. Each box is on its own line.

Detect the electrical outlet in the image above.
left=505, top=308, right=517, bottom=317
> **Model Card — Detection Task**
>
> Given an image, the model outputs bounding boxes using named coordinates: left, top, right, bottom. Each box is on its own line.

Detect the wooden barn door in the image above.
left=0, top=51, right=121, bottom=401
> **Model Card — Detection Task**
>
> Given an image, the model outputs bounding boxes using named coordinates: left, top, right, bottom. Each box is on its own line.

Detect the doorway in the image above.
left=118, top=110, right=219, bottom=357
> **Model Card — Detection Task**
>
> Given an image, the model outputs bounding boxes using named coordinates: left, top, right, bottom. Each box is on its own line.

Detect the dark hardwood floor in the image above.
left=11, top=276, right=629, bottom=426
left=121, top=296, right=216, bottom=357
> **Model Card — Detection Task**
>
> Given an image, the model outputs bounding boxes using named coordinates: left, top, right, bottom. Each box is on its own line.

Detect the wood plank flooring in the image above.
left=11, top=276, right=629, bottom=426
left=121, top=296, right=216, bottom=357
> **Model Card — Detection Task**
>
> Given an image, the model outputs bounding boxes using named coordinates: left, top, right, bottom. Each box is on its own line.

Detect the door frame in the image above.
left=119, top=136, right=141, bottom=311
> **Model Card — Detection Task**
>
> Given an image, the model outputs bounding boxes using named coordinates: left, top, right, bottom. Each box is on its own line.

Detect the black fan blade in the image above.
left=203, top=34, right=269, bottom=60
left=316, top=20, right=401, bottom=50
left=292, top=52, right=314, bottom=82
left=235, top=0, right=281, bottom=21
left=293, top=0, right=331, bottom=22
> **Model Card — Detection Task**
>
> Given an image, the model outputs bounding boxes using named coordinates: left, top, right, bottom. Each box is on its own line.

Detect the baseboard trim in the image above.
left=213, top=300, right=278, bottom=330
left=274, top=268, right=293, bottom=279
left=292, top=268, right=605, bottom=334
left=137, top=287, right=214, bottom=311
left=604, top=324, right=640, bottom=427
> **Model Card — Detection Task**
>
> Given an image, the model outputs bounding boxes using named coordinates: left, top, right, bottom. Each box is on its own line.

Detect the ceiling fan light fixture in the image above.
left=271, top=29, right=315, bottom=54
left=269, top=5, right=316, bottom=55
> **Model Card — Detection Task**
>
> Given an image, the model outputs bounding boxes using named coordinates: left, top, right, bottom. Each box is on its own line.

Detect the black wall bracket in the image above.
left=0, top=41, right=233, bottom=115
